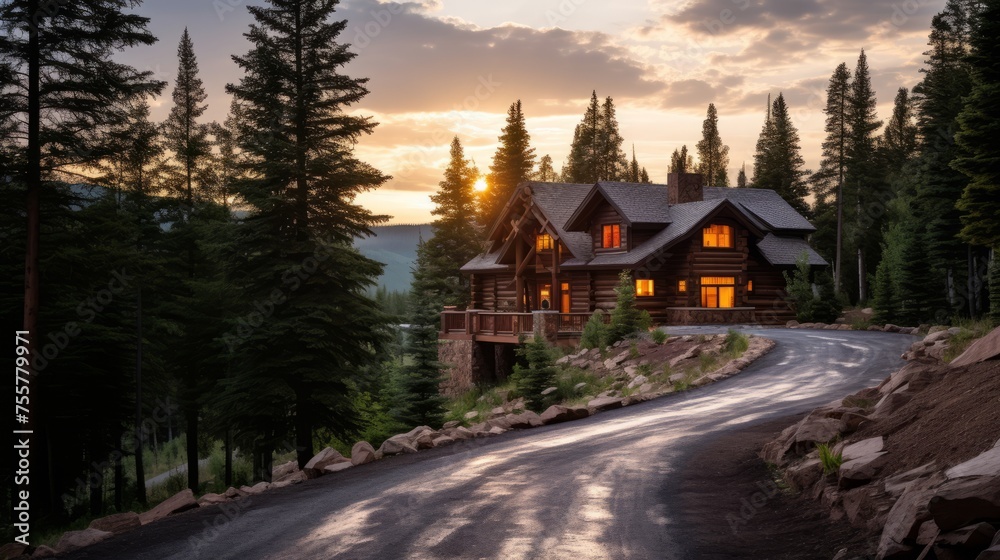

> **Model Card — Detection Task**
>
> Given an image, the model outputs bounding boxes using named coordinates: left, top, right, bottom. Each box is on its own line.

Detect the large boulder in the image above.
left=55, top=528, right=112, bottom=554
left=0, top=543, right=27, bottom=559
left=761, top=424, right=800, bottom=466
left=793, top=415, right=841, bottom=446
left=786, top=457, right=824, bottom=491
left=378, top=436, right=418, bottom=456
left=303, top=447, right=350, bottom=479
left=877, top=476, right=943, bottom=559
left=873, top=392, right=913, bottom=417
left=139, top=488, right=199, bottom=525
left=946, top=446, right=1000, bottom=479
left=883, top=463, right=938, bottom=498
left=936, top=522, right=996, bottom=556
left=505, top=411, right=544, bottom=429
left=951, top=326, right=1000, bottom=366
left=244, top=481, right=272, bottom=495
left=88, top=511, right=140, bottom=535
left=444, top=426, right=475, bottom=440
left=587, top=396, right=624, bottom=412
left=432, top=435, right=456, bottom=447
left=351, top=441, right=377, bottom=466
left=197, top=493, right=229, bottom=506
left=31, top=545, right=57, bottom=558
left=539, top=404, right=588, bottom=425
left=839, top=452, right=889, bottom=488
left=271, top=460, right=298, bottom=481
left=323, top=462, right=353, bottom=474
left=928, top=475, right=1000, bottom=532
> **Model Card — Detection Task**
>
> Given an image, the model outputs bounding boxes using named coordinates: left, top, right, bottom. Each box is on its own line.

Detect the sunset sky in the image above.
left=121, top=0, right=944, bottom=223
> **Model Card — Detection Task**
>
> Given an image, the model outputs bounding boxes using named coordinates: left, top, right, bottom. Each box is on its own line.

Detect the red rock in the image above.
left=139, top=488, right=199, bottom=525
left=378, top=437, right=417, bottom=456
left=873, top=392, right=913, bottom=417
left=323, top=462, right=353, bottom=474
left=935, top=522, right=996, bottom=555
left=929, top=476, right=1000, bottom=532
left=950, top=326, right=1000, bottom=366
left=197, top=492, right=228, bottom=506
left=877, top=476, right=943, bottom=558
left=303, top=447, right=349, bottom=478
left=587, top=396, right=624, bottom=411
left=505, top=411, right=543, bottom=429
left=31, top=545, right=57, bottom=558
left=55, top=528, right=113, bottom=553
left=350, top=441, right=377, bottom=466
left=88, top=511, right=140, bottom=535
left=0, top=543, right=27, bottom=559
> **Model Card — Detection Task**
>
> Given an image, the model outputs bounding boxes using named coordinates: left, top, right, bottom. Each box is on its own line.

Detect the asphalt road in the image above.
left=64, top=327, right=914, bottom=560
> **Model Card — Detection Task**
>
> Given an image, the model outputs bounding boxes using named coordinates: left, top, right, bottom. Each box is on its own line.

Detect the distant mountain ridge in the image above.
left=354, top=224, right=431, bottom=293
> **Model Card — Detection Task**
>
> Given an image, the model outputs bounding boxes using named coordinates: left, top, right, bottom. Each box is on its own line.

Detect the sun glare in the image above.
left=473, top=177, right=488, bottom=192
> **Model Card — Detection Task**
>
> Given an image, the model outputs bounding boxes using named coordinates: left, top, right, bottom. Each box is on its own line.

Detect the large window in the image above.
left=602, top=224, right=621, bottom=249
left=703, top=224, right=733, bottom=248
left=636, top=279, right=654, bottom=297
left=537, top=233, right=553, bottom=251
left=701, top=276, right=735, bottom=308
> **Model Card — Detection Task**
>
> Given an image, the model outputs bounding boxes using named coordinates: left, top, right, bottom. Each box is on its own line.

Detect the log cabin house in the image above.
left=449, top=172, right=825, bottom=333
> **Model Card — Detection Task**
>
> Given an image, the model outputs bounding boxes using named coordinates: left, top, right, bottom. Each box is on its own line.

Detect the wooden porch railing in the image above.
left=440, top=310, right=610, bottom=341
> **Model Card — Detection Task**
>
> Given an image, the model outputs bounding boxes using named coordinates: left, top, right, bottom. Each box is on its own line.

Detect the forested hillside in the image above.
left=354, top=224, right=430, bottom=293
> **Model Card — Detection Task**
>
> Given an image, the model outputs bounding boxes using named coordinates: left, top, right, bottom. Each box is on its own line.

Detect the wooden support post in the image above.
left=515, top=238, right=524, bottom=312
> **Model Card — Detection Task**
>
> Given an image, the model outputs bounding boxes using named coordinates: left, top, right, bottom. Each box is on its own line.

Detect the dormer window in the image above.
left=537, top=233, right=553, bottom=251
left=602, top=224, right=621, bottom=249
left=703, top=224, right=733, bottom=248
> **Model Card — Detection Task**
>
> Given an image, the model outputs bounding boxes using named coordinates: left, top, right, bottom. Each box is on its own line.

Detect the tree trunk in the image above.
left=857, top=248, right=867, bottom=304
left=186, top=406, right=199, bottom=492
left=225, top=429, right=233, bottom=487
left=295, top=389, right=313, bottom=469
left=114, top=453, right=124, bottom=512
left=834, top=178, right=843, bottom=293
left=134, top=286, right=146, bottom=506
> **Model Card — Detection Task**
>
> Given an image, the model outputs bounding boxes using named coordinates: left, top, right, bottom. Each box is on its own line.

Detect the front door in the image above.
left=560, top=282, right=571, bottom=313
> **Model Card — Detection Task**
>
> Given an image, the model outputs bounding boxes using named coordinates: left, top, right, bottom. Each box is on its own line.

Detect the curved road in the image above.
left=65, top=328, right=914, bottom=560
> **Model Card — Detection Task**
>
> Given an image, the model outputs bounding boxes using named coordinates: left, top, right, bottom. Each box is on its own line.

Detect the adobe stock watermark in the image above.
left=544, top=0, right=588, bottom=27
left=725, top=477, right=779, bottom=534
left=879, top=0, right=932, bottom=35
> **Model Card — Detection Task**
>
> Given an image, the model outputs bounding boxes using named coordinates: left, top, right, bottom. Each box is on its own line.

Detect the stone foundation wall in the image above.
left=438, top=339, right=519, bottom=396
left=665, top=307, right=755, bottom=325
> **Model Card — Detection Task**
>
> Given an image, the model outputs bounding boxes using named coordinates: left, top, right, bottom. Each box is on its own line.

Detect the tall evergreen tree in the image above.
left=162, top=28, right=211, bottom=206
left=481, top=100, right=535, bottom=226
left=597, top=95, right=627, bottom=180
left=0, top=0, right=163, bottom=515
left=844, top=50, right=885, bottom=304
left=880, top=88, right=919, bottom=175
left=224, top=0, right=392, bottom=476
left=639, top=167, right=650, bottom=183
left=695, top=103, right=730, bottom=187
left=737, top=163, right=747, bottom=187
left=534, top=153, right=557, bottom=182
left=205, top=100, right=247, bottom=209
left=911, top=0, right=977, bottom=317
left=669, top=145, right=693, bottom=173
left=420, top=136, right=482, bottom=307
left=953, top=0, right=1000, bottom=319
left=811, top=63, right=852, bottom=292
left=394, top=241, right=446, bottom=427
left=627, top=146, right=641, bottom=182
left=751, top=93, right=810, bottom=215
left=563, top=91, right=628, bottom=183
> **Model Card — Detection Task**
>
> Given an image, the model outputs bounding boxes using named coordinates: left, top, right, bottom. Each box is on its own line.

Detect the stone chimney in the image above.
left=667, top=172, right=704, bottom=205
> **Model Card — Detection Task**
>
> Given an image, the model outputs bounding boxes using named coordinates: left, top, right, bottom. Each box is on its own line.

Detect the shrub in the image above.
left=607, top=270, right=645, bottom=344
left=784, top=252, right=842, bottom=323
left=651, top=329, right=667, bottom=345
left=817, top=443, right=842, bottom=475
left=580, top=310, right=608, bottom=349
left=724, top=329, right=749, bottom=356
left=511, top=335, right=558, bottom=412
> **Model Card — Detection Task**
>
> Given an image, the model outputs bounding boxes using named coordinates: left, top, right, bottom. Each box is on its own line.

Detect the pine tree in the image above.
left=420, top=137, right=483, bottom=307
left=394, top=243, right=446, bottom=427
left=695, top=103, right=730, bottom=187
left=512, top=335, right=557, bottom=412
left=163, top=28, right=211, bottom=207
left=481, top=100, right=535, bottom=226
left=752, top=94, right=810, bottom=215
left=563, top=91, right=601, bottom=183
left=0, top=0, right=163, bottom=515
left=880, top=88, right=919, bottom=175
left=534, top=153, right=557, bottom=181
left=639, top=167, right=650, bottom=183
left=628, top=146, right=641, bottom=182
left=811, top=63, right=852, bottom=292
left=844, top=50, right=885, bottom=304
left=911, top=0, right=977, bottom=317
left=224, top=0, right=392, bottom=476
left=953, top=0, right=1000, bottom=320
left=669, top=145, right=694, bottom=173
left=204, top=99, right=247, bottom=209
left=737, top=163, right=747, bottom=187
left=597, top=95, right=627, bottom=180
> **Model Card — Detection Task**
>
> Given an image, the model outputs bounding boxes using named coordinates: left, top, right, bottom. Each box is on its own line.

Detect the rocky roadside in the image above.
left=2, top=331, right=775, bottom=559
left=761, top=325, right=1000, bottom=560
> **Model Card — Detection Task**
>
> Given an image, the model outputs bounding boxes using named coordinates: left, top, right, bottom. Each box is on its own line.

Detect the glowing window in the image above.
left=747, top=280, right=754, bottom=292
left=700, top=276, right=736, bottom=308
left=678, top=280, right=687, bottom=293
left=602, top=224, right=621, bottom=248
left=636, top=279, right=654, bottom=297
left=703, top=224, right=733, bottom=248
left=537, top=233, right=553, bottom=251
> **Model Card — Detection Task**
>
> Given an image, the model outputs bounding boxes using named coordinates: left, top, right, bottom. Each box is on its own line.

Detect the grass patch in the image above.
left=699, top=353, right=719, bottom=373
left=443, top=380, right=519, bottom=425
left=944, top=318, right=995, bottom=362
left=842, top=395, right=877, bottom=411
left=651, top=329, right=667, bottom=345
left=723, top=329, right=749, bottom=357
left=817, top=443, right=843, bottom=475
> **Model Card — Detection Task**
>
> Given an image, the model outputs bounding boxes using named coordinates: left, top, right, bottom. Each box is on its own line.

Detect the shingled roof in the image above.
left=462, top=180, right=825, bottom=272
